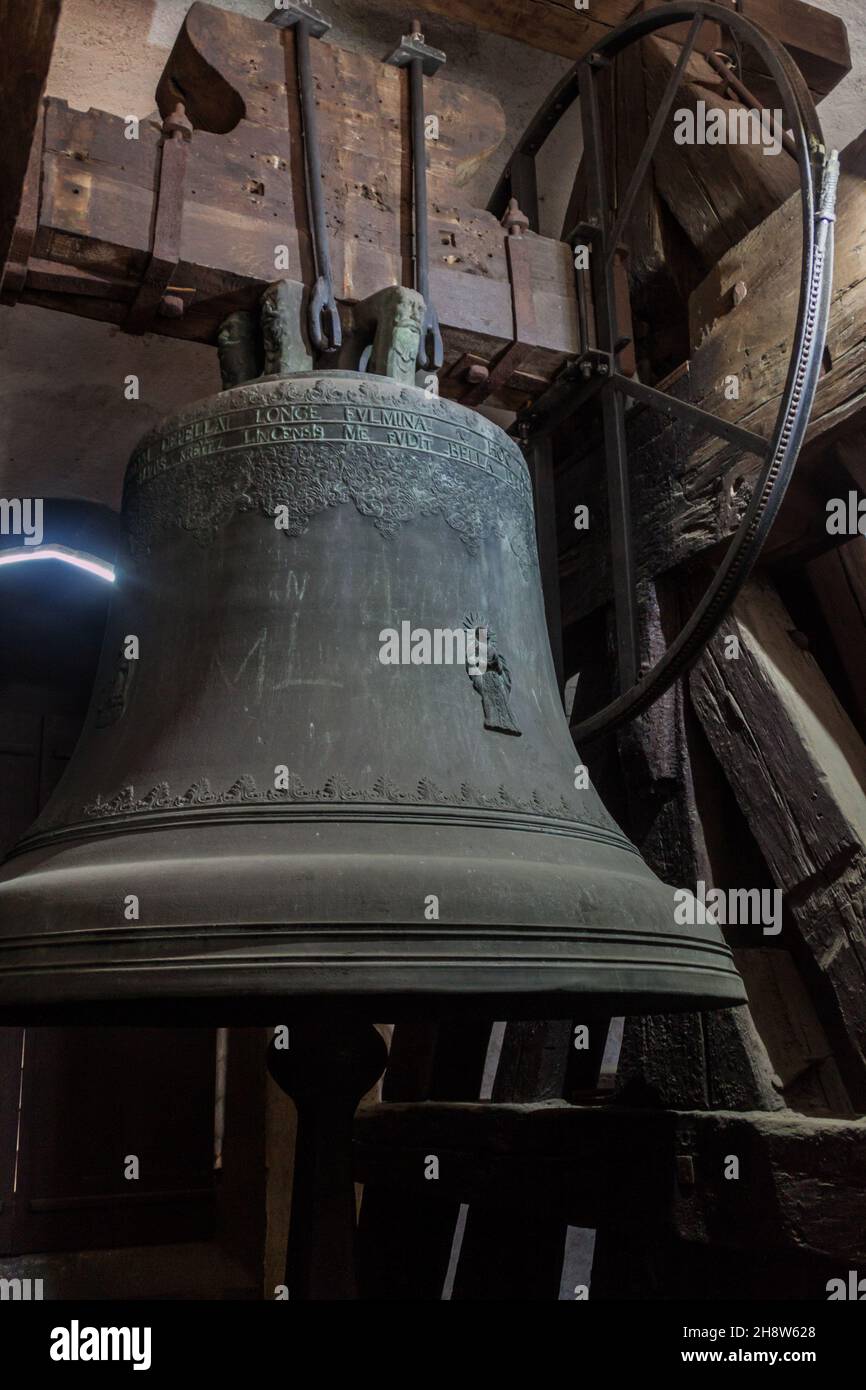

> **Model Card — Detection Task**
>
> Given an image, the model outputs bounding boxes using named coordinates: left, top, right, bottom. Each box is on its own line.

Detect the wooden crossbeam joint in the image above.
left=457, top=197, right=537, bottom=407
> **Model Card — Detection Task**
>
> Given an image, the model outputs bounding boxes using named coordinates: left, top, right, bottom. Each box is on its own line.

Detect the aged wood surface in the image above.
left=608, top=580, right=785, bottom=1115
left=420, top=0, right=850, bottom=99
left=558, top=129, right=866, bottom=626
left=0, top=0, right=62, bottom=293
left=806, top=538, right=866, bottom=741
left=354, top=1100, right=866, bottom=1261
left=737, top=947, right=855, bottom=1116
left=12, top=3, right=578, bottom=401
left=690, top=578, right=866, bottom=1108
left=645, top=37, right=799, bottom=267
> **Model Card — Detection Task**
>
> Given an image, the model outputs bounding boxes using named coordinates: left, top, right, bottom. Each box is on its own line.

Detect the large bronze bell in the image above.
left=0, top=330, right=745, bottom=1019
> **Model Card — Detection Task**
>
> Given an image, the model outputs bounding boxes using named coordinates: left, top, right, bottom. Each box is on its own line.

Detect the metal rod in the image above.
left=268, top=1022, right=387, bottom=1301
left=406, top=21, right=443, bottom=370
left=410, top=55, right=430, bottom=308
left=610, top=372, right=768, bottom=456
left=607, top=14, right=704, bottom=264
left=579, top=61, right=639, bottom=694
left=707, top=50, right=798, bottom=160
left=295, top=17, right=340, bottom=351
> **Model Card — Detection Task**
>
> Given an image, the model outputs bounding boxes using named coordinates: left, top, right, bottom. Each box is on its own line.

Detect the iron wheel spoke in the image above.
left=611, top=373, right=768, bottom=458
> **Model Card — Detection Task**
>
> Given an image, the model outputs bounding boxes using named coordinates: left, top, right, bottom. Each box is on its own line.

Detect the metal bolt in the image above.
left=501, top=196, right=530, bottom=237
left=163, top=101, right=193, bottom=142
left=159, top=294, right=186, bottom=318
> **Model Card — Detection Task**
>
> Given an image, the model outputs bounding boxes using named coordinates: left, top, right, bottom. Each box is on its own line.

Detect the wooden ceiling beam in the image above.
left=419, top=0, right=851, bottom=99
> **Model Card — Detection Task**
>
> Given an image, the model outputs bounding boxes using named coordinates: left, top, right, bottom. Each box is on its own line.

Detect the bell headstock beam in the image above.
left=2, top=1, right=578, bottom=408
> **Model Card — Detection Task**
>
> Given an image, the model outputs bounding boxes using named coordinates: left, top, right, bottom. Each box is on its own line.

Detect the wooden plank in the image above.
left=418, top=0, right=624, bottom=60
left=739, top=0, right=852, bottom=98
left=0, top=0, right=61, bottom=291
left=684, top=129, right=866, bottom=493
left=690, top=577, right=866, bottom=1108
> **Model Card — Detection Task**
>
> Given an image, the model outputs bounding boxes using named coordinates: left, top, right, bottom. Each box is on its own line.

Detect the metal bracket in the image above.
left=266, top=1, right=331, bottom=38
left=576, top=347, right=612, bottom=380
left=566, top=218, right=602, bottom=246
left=385, top=31, right=446, bottom=76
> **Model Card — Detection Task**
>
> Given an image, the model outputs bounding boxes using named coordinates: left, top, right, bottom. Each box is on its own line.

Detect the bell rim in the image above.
left=0, top=921, right=746, bottom=1022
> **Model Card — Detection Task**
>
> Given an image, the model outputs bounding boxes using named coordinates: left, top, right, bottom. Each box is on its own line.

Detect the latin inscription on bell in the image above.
left=124, top=379, right=537, bottom=571
left=130, top=394, right=527, bottom=498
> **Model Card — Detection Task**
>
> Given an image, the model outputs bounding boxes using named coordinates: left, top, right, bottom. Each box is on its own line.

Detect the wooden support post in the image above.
left=268, top=1021, right=387, bottom=1300
left=356, top=1017, right=493, bottom=1300
left=690, top=576, right=866, bottom=1109
left=588, top=577, right=784, bottom=1298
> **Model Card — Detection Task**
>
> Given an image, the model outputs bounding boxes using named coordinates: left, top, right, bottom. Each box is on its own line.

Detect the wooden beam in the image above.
left=690, top=577, right=866, bottom=1109
left=739, top=0, right=852, bottom=99
left=354, top=1099, right=866, bottom=1260
left=806, top=538, right=866, bottom=740
left=24, top=97, right=577, bottom=399
left=420, top=0, right=850, bottom=99
left=645, top=35, right=799, bottom=267
left=0, top=0, right=62, bottom=292
left=10, top=2, right=580, bottom=403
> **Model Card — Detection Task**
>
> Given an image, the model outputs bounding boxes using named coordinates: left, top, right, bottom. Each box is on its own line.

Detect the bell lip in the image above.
left=0, top=826, right=746, bottom=1019
left=0, top=976, right=747, bottom=1027
left=0, top=922, right=746, bottom=1023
